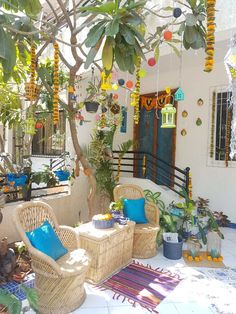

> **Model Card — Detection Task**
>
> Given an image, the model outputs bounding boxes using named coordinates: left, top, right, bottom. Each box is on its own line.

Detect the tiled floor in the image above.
left=73, top=227, right=236, bottom=314
left=23, top=227, right=236, bottom=314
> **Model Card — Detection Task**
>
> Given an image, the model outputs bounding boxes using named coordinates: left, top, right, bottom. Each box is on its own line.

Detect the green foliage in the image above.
left=109, top=197, right=124, bottom=212
left=0, top=0, right=42, bottom=16
left=80, top=0, right=146, bottom=73
left=31, top=166, right=59, bottom=188
left=0, top=288, right=22, bottom=314
left=20, top=285, right=38, bottom=312
left=117, top=139, right=133, bottom=160
left=143, top=189, right=165, bottom=212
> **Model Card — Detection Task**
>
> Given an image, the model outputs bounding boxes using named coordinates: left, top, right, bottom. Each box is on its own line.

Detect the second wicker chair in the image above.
left=114, top=184, right=160, bottom=259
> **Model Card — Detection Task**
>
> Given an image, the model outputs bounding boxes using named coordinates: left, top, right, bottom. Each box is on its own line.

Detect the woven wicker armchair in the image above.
left=13, top=201, right=90, bottom=314
left=114, top=184, right=160, bottom=259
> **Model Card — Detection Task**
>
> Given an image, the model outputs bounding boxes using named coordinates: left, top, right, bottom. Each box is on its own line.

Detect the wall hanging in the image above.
left=196, top=118, right=202, bottom=126
left=181, top=129, right=187, bottom=136
left=120, top=107, right=127, bottom=133
left=182, top=110, right=188, bottom=118
left=197, top=98, right=204, bottom=106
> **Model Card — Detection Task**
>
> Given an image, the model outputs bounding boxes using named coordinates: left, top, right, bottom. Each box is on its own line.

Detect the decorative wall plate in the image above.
left=197, top=98, right=204, bottom=106
left=182, top=110, right=188, bottom=118
left=181, top=129, right=187, bottom=136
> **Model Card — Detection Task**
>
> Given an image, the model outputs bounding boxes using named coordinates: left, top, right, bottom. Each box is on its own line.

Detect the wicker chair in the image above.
left=13, top=201, right=90, bottom=314
left=114, top=184, right=160, bottom=259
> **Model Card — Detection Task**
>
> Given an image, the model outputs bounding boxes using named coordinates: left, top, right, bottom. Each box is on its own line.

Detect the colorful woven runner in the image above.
left=99, top=261, right=182, bottom=313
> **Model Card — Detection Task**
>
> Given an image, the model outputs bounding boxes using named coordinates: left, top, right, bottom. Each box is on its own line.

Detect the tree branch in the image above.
left=56, top=0, right=73, bottom=31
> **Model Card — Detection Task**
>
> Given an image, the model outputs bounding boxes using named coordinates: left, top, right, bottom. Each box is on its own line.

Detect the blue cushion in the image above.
left=123, top=198, right=148, bottom=224
left=26, top=220, right=68, bottom=260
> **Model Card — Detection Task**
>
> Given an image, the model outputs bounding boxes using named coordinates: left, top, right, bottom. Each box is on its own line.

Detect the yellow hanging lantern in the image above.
left=53, top=42, right=60, bottom=124
left=24, top=117, right=36, bottom=135
left=101, top=71, right=112, bottom=91
left=161, top=103, right=176, bottom=128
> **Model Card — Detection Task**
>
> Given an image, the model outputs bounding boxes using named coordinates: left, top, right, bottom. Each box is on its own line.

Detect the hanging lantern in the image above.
left=173, top=7, right=182, bottom=18
left=174, top=87, right=185, bottom=101
left=207, top=231, right=223, bottom=261
left=24, top=118, right=36, bottom=135
left=101, top=71, right=112, bottom=90
left=118, top=78, right=125, bottom=86
left=161, top=103, right=176, bottom=128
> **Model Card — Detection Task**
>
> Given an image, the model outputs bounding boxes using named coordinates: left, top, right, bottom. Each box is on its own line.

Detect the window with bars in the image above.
left=32, top=111, right=66, bottom=156
left=209, top=88, right=235, bottom=165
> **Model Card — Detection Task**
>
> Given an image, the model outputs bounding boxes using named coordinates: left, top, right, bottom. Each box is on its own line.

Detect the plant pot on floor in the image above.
left=84, top=101, right=100, bottom=113
left=163, top=237, right=183, bottom=260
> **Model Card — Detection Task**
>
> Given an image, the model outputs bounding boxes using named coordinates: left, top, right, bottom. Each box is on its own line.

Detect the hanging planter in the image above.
left=84, top=101, right=100, bottom=113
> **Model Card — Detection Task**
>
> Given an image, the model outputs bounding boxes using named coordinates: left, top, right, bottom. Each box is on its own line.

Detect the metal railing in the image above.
left=0, top=173, right=69, bottom=203
left=49, top=152, right=70, bottom=171
left=112, top=151, right=190, bottom=196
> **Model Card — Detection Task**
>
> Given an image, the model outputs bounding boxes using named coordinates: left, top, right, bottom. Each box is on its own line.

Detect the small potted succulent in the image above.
left=84, top=81, right=100, bottom=113
left=109, top=198, right=125, bottom=222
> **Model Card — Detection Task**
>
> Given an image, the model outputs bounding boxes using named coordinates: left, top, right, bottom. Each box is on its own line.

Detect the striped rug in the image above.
left=99, top=261, right=182, bottom=313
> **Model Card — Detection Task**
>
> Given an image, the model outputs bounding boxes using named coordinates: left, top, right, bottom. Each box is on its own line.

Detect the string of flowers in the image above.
left=204, top=0, right=216, bottom=72
left=133, top=56, right=141, bottom=124
left=210, top=91, right=216, bottom=158
left=25, top=44, right=37, bottom=101
left=53, top=42, right=60, bottom=124
left=225, top=108, right=231, bottom=167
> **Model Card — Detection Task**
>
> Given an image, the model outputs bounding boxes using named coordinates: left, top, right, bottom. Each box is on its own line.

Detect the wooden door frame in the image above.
left=133, top=89, right=178, bottom=180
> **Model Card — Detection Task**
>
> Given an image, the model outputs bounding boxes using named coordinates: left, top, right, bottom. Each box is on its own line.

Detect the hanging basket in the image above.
left=25, top=83, right=40, bottom=101
left=84, top=101, right=100, bottom=113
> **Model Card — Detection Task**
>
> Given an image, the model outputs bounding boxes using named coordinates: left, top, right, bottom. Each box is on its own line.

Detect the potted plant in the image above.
left=31, top=166, right=59, bottom=188
left=84, top=81, right=100, bottom=113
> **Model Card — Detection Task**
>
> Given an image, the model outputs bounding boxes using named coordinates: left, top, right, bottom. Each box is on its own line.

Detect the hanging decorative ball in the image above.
left=173, top=7, right=182, bottom=18
left=113, top=93, right=119, bottom=100
left=112, top=83, right=119, bottom=91
left=95, top=114, right=101, bottom=121
left=182, top=110, right=188, bottom=118
left=139, top=69, right=147, bottom=78
left=35, top=121, right=43, bottom=129
left=126, top=80, right=133, bottom=89
left=181, top=129, right=187, bottom=136
left=118, top=78, right=125, bottom=86
left=164, top=30, right=173, bottom=41
left=147, top=57, right=156, bottom=67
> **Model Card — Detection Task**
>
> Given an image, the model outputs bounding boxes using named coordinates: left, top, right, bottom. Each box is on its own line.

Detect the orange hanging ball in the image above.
left=126, top=80, right=133, bottom=89
left=113, top=93, right=119, bottom=100
left=164, top=30, right=172, bottom=41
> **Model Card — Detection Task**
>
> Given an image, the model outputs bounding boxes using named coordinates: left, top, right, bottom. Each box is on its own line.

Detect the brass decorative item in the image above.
left=181, top=129, right=187, bottom=136
left=197, top=98, right=204, bottom=106
left=182, top=110, right=188, bottom=118
left=196, top=117, right=202, bottom=126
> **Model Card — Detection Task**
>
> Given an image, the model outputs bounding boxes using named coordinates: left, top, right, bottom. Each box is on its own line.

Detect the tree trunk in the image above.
left=68, top=70, right=96, bottom=219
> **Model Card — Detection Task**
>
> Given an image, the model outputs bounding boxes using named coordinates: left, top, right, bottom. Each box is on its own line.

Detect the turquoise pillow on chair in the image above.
left=123, top=198, right=148, bottom=224
left=26, top=220, right=68, bottom=260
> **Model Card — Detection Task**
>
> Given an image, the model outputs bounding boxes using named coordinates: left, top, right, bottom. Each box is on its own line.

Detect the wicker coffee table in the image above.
left=76, top=221, right=135, bottom=284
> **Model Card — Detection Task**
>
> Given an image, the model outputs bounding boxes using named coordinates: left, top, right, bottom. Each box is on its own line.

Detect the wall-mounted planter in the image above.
left=84, top=101, right=100, bottom=113
left=54, top=170, right=70, bottom=181
left=6, top=174, right=27, bottom=187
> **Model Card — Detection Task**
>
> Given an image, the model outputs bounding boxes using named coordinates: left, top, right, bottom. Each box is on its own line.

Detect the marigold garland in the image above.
left=53, top=42, right=60, bottom=124
left=204, top=0, right=216, bottom=72
left=133, top=57, right=141, bottom=124
left=210, top=91, right=216, bottom=158
left=25, top=44, right=37, bottom=101
left=225, top=109, right=231, bottom=167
